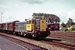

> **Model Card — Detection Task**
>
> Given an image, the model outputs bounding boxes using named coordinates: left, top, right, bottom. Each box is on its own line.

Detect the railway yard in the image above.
left=0, top=31, right=75, bottom=50
left=0, top=13, right=75, bottom=50
left=0, top=0, right=75, bottom=50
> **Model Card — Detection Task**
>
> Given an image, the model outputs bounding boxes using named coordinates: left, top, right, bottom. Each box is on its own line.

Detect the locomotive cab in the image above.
left=26, top=24, right=34, bottom=32
left=36, top=19, right=50, bottom=39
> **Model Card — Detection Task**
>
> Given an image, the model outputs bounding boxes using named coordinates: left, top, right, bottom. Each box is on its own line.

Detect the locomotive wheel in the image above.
left=32, top=33, right=37, bottom=38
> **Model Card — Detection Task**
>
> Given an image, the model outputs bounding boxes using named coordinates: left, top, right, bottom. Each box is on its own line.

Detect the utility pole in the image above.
left=1, top=12, right=3, bottom=23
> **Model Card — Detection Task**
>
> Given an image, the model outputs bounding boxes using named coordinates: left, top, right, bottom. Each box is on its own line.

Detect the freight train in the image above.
left=0, top=18, right=50, bottom=39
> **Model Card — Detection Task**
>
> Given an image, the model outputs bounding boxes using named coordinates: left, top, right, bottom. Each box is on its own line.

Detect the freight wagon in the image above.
left=0, top=21, right=17, bottom=33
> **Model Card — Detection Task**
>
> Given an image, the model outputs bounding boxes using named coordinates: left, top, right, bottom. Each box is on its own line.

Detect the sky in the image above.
left=0, top=0, right=75, bottom=23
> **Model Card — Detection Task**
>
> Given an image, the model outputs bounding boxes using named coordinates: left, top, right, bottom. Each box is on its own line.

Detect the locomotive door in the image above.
left=40, top=19, right=46, bottom=31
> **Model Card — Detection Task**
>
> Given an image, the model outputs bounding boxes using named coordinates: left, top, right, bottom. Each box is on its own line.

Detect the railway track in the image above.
left=0, top=33, right=47, bottom=50
left=42, top=37, right=75, bottom=50
left=0, top=33, right=75, bottom=50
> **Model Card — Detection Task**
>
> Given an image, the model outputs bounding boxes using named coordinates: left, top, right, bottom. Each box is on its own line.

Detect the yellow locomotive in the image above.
left=25, top=18, right=50, bottom=39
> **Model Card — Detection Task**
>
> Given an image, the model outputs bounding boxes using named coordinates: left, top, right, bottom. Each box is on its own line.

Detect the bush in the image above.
left=71, top=28, right=75, bottom=31
left=65, top=29, right=69, bottom=31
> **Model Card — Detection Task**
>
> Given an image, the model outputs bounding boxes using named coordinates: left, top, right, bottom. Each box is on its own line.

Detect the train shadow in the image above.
left=43, top=37, right=61, bottom=42
left=22, top=36, right=62, bottom=41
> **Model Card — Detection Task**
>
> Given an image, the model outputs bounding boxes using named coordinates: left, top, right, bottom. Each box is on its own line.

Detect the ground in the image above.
left=49, top=31, right=75, bottom=43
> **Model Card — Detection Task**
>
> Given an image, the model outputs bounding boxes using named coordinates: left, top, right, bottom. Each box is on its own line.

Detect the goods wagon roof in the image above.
left=0, top=21, right=19, bottom=24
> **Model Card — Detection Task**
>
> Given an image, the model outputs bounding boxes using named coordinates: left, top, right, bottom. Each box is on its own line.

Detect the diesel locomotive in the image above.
left=0, top=18, right=50, bottom=39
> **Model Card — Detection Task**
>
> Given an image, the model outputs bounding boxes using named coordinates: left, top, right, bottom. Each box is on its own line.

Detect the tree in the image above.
left=66, top=18, right=74, bottom=27
left=61, top=23, right=66, bottom=27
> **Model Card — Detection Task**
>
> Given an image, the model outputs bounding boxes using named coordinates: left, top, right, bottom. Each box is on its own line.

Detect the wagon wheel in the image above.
left=32, top=33, right=37, bottom=38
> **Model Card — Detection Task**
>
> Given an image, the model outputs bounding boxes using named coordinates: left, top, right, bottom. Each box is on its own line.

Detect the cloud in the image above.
left=0, top=0, right=10, bottom=5
left=67, top=9, right=75, bottom=22
left=20, top=0, right=47, bottom=4
left=0, top=0, right=75, bottom=23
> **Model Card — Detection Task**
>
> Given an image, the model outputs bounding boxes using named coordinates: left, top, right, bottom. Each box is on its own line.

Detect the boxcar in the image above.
left=0, top=24, right=3, bottom=32
left=6, top=22, right=14, bottom=33
left=2, top=23, right=7, bottom=32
